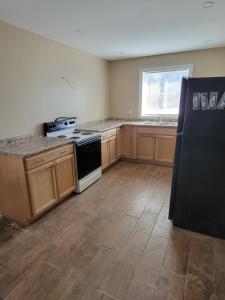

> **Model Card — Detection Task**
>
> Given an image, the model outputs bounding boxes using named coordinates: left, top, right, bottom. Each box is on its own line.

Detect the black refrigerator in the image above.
left=169, top=76, right=225, bottom=239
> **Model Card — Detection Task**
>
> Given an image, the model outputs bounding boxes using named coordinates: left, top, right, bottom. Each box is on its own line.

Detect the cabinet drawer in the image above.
left=136, top=126, right=176, bottom=136
left=101, top=129, right=117, bottom=140
left=25, top=144, right=74, bottom=170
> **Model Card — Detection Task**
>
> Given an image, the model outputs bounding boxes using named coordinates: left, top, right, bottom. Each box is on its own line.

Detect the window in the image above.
left=139, top=65, right=192, bottom=116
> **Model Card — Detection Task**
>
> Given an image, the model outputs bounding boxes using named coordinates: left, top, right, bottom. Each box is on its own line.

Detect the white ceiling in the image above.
left=0, top=0, right=225, bottom=60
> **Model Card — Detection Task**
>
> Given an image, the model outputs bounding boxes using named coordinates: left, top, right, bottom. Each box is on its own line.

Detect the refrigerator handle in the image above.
left=177, top=132, right=183, bottom=136
left=177, top=78, right=188, bottom=134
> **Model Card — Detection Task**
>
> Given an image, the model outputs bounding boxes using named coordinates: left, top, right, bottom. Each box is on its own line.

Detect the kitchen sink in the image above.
left=159, top=122, right=177, bottom=126
left=143, top=122, right=160, bottom=125
left=143, top=121, right=177, bottom=127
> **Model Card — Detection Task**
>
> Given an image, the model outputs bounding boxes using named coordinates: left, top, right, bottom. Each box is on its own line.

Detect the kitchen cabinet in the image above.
left=101, top=139, right=110, bottom=170
left=135, top=126, right=176, bottom=165
left=136, top=134, right=155, bottom=160
left=155, top=135, right=176, bottom=164
left=27, top=161, right=57, bottom=215
left=28, top=148, right=76, bottom=217
left=116, top=127, right=123, bottom=158
left=121, top=126, right=133, bottom=158
left=55, top=154, right=76, bottom=199
left=135, top=133, right=176, bottom=165
left=109, top=135, right=117, bottom=164
left=101, top=124, right=176, bottom=170
left=101, top=129, right=117, bottom=170
left=0, top=144, right=76, bottom=224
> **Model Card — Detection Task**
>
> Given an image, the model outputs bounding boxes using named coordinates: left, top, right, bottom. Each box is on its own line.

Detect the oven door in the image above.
left=75, top=138, right=101, bottom=180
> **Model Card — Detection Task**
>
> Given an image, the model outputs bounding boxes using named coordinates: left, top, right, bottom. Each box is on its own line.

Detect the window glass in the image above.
left=141, top=68, right=190, bottom=116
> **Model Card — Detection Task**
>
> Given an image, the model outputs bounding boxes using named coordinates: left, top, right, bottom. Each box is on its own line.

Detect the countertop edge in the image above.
left=82, top=122, right=177, bottom=133
left=0, top=139, right=74, bottom=158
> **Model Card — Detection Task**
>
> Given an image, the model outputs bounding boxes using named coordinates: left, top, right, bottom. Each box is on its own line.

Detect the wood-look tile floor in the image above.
left=0, top=161, right=225, bottom=300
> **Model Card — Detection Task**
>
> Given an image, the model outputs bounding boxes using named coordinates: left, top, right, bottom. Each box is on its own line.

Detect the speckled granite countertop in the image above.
left=0, top=119, right=177, bottom=157
left=0, top=134, right=74, bottom=158
left=80, top=120, right=177, bottom=132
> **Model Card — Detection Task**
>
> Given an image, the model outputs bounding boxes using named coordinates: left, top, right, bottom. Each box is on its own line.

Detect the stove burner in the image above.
left=74, top=130, right=82, bottom=133
left=81, top=132, right=93, bottom=135
left=71, top=136, right=80, bottom=140
left=57, top=135, right=67, bottom=138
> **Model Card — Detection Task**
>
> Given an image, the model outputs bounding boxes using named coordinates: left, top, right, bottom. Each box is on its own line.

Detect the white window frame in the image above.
left=139, top=64, right=193, bottom=118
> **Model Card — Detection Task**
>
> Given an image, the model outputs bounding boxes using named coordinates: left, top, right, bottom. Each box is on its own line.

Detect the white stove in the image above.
left=47, top=128, right=101, bottom=144
left=44, top=118, right=102, bottom=193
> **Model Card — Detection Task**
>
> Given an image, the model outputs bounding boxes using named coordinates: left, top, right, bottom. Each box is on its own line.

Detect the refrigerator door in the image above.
left=171, top=77, right=225, bottom=239
left=169, top=78, right=188, bottom=219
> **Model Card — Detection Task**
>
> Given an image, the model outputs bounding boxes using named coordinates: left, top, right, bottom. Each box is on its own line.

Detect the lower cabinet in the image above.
left=101, top=139, right=110, bottom=170
left=116, top=127, right=123, bottom=158
left=27, top=162, right=58, bottom=215
left=28, top=153, right=76, bottom=216
left=55, top=154, right=76, bottom=199
left=121, top=126, right=133, bottom=158
left=0, top=143, right=76, bottom=224
left=135, top=133, right=176, bottom=165
left=155, top=135, right=176, bottom=164
left=101, top=132, right=118, bottom=170
left=109, top=136, right=117, bottom=164
left=101, top=125, right=176, bottom=170
left=136, top=134, right=155, bottom=160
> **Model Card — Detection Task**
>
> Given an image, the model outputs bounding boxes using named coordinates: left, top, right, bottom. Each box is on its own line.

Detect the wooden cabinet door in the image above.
left=136, top=134, right=155, bottom=160
left=121, top=126, right=133, bottom=158
left=101, top=139, right=110, bottom=170
left=155, top=135, right=176, bottom=164
left=55, top=154, right=76, bottom=199
left=109, top=136, right=117, bottom=164
left=27, top=162, right=57, bottom=216
left=116, top=127, right=122, bottom=158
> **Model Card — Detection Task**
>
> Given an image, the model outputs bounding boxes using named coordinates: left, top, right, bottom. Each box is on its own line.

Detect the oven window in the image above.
left=76, top=139, right=101, bottom=180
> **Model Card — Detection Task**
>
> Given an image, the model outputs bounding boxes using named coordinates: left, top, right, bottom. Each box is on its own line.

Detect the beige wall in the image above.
left=109, top=48, right=225, bottom=119
left=0, top=21, right=109, bottom=139
left=2, top=20, right=225, bottom=139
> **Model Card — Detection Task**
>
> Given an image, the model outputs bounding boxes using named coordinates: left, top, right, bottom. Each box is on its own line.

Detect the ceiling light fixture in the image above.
left=202, top=1, right=215, bottom=8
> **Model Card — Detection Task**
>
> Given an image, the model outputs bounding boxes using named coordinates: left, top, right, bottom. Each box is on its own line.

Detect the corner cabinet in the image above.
left=0, top=143, right=76, bottom=224
left=100, top=125, right=176, bottom=171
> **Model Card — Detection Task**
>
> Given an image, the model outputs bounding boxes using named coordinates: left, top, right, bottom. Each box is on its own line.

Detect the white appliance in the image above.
left=44, top=118, right=102, bottom=193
